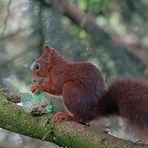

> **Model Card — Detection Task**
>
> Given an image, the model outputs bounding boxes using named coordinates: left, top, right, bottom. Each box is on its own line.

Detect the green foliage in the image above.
left=0, top=0, right=147, bottom=89
left=77, top=0, right=119, bottom=11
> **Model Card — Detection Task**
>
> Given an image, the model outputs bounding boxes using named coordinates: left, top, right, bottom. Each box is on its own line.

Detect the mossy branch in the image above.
left=0, top=93, right=146, bottom=148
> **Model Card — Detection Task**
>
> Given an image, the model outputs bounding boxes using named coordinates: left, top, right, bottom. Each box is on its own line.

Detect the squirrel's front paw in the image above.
left=31, top=85, right=41, bottom=93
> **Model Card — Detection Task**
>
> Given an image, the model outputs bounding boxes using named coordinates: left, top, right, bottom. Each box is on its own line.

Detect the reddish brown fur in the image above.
left=96, top=78, right=148, bottom=128
left=31, top=45, right=106, bottom=123
left=32, top=45, right=148, bottom=129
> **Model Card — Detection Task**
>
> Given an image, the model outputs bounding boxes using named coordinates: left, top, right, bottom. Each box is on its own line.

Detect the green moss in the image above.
left=0, top=94, right=54, bottom=140
left=0, top=94, right=144, bottom=148
left=55, top=131, right=96, bottom=148
left=53, top=123, right=117, bottom=148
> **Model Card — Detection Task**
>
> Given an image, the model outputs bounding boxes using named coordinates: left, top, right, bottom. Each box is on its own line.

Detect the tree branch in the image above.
left=51, top=0, right=148, bottom=66
left=0, top=92, right=21, bottom=103
left=0, top=93, right=146, bottom=147
left=108, top=32, right=148, bottom=65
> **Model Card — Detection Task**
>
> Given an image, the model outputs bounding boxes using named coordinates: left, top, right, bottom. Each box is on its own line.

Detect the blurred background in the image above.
left=0, top=0, right=148, bottom=147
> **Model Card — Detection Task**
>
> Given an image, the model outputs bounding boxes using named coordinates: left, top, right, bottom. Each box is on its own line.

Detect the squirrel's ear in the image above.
left=43, top=44, right=55, bottom=54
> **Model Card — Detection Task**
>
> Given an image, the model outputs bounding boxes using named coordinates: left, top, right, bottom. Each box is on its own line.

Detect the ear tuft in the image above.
left=44, top=44, right=50, bottom=49
left=43, top=44, right=56, bottom=54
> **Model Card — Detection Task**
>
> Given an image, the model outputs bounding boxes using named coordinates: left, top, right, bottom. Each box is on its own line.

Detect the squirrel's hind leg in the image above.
left=53, top=112, right=90, bottom=126
left=53, top=112, right=76, bottom=123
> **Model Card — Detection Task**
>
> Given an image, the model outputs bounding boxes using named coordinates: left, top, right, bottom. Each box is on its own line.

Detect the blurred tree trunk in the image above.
left=64, top=1, right=148, bottom=65
left=0, top=93, right=146, bottom=148
left=60, top=1, right=148, bottom=65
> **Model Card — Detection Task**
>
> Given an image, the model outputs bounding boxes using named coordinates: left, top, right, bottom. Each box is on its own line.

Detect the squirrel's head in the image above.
left=31, top=44, right=57, bottom=83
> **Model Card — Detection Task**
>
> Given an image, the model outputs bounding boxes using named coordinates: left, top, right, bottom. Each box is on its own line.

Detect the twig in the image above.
left=0, top=92, right=21, bottom=103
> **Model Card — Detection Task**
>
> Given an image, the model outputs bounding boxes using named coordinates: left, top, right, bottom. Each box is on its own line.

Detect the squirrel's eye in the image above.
left=34, top=63, right=40, bottom=70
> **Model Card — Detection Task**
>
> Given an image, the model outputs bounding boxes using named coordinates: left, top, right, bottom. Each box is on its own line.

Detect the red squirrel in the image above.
left=31, top=45, right=148, bottom=129
left=31, top=45, right=106, bottom=123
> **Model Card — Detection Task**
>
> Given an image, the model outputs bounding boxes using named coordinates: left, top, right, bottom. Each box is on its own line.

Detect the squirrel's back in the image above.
left=63, top=62, right=106, bottom=122
left=68, top=62, right=106, bottom=95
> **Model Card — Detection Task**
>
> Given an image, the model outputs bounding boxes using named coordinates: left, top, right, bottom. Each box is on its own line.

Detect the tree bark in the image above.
left=0, top=93, right=146, bottom=148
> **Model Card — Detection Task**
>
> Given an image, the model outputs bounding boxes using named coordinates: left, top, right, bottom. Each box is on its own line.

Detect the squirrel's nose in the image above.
left=32, top=78, right=36, bottom=83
